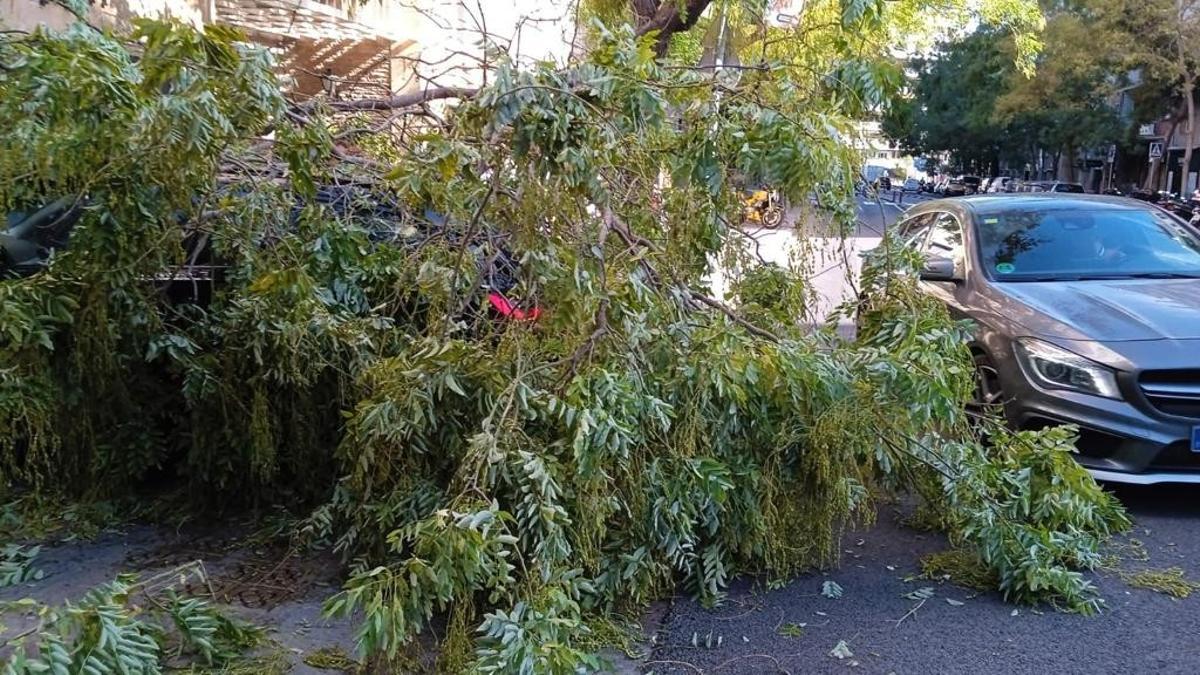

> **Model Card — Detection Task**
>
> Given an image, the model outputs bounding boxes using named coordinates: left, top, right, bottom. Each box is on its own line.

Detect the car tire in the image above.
left=968, top=351, right=1006, bottom=420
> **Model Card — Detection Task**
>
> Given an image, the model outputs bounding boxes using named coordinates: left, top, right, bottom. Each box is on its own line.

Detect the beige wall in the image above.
left=1, top=0, right=208, bottom=32
left=2, top=0, right=577, bottom=101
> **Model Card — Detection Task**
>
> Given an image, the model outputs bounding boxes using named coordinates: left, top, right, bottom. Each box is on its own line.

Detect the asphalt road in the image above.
left=646, top=486, right=1200, bottom=675
left=642, top=194, right=1200, bottom=674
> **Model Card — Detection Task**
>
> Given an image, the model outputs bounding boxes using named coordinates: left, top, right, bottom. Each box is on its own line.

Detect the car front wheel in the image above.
left=968, top=352, right=1005, bottom=420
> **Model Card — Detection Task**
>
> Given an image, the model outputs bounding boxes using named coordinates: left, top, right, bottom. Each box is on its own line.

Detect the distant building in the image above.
left=854, top=120, right=926, bottom=179
left=2, top=0, right=575, bottom=102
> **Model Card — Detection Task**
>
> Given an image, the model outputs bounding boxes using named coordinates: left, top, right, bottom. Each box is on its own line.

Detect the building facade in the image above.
left=2, top=0, right=575, bottom=102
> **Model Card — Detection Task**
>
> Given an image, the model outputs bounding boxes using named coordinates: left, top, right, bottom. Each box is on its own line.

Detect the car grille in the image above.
left=1139, top=370, right=1200, bottom=418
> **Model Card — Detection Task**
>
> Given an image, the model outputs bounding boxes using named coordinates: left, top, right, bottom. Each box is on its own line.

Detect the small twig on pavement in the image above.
left=893, top=598, right=926, bottom=628
left=642, top=659, right=704, bottom=673
left=712, top=653, right=792, bottom=674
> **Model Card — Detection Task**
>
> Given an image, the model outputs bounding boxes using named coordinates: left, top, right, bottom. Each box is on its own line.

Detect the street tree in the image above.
left=1094, top=0, right=1200, bottom=193
left=0, top=3, right=1132, bottom=672
left=993, top=9, right=1123, bottom=182
left=882, top=30, right=1021, bottom=173
left=884, top=10, right=1123, bottom=181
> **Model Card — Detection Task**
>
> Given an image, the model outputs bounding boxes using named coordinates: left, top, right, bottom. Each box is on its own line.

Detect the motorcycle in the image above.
left=743, top=188, right=784, bottom=228
left=1150, top=194, right=1197, bottom=222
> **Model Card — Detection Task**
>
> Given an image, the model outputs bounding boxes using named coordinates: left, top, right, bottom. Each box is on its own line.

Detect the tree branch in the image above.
left=605, top=209, right=781, bottom=342
left=311, top=86, right=479, bottom=112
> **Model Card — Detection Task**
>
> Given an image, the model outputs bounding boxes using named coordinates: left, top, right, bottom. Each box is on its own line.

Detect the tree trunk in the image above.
left=1059, top=145, right=1076, bottom=183
left=1146, top=116, right=1180, bottom=191
left=636, top=0, right=715, bottom=56
left=1180, top=78, right=1196, bottom=195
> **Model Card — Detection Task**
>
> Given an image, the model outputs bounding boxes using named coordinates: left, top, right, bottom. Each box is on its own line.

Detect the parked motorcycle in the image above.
left=743, top=188, right=784, bottom=228
left=1150, top=194, right=1197, bottom=222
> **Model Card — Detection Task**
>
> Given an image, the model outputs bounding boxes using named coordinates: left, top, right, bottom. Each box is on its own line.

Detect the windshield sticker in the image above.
left=995, top=262, right=1016, bottom=274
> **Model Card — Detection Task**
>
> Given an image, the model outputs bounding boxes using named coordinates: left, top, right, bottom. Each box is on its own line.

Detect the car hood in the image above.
left=995, top=278, right=1200, bottom=341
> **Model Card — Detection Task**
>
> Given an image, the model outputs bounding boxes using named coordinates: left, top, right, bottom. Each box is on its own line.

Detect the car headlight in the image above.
left=1014, top=338, right=1122, bottom=399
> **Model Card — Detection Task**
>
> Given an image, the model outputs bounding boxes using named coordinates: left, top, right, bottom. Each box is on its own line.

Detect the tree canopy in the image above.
left=883, top=30, right=1018, bottom=173
left=886, top=0, right=1200, bottom=184
left=883, top=17, right=1120, bottom=177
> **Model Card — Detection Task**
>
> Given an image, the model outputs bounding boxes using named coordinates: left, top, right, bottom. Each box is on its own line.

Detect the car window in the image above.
left=897, top=213, right=933, bottom=249
left=923, top=213, right=965, bottom=262
left=975, top=207, right=1200, bottom=280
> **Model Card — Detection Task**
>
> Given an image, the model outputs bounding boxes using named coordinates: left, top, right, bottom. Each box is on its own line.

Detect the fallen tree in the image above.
left=0, top=7, right=1126, bottom=673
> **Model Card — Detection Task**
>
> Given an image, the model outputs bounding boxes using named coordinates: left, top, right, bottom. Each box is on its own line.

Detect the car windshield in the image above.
left=976, top=207, right=1200, bottom=281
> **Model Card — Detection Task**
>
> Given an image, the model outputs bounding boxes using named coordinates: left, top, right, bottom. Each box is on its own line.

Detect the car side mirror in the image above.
left=919, top=256, right=960, bottom=282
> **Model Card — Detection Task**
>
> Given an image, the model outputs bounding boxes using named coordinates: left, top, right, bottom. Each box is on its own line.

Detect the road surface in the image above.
left=645, top=485, right=1200, bottom=674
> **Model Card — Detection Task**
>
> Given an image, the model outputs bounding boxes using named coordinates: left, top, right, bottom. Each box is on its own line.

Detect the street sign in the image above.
left=1107, top=144, right=1117, bottom=162
left=1149, top=142, right=1164, bottom=159
left=1139, top=123, right=1157, bottom=137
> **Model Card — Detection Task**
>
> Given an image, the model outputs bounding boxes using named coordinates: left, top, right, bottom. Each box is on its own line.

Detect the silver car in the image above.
left=892, top=194, right=1200, bottom=484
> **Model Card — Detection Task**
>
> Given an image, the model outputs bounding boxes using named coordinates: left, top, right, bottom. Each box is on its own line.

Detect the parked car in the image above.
left=986, top=177, right=1015, bottom=193
left=903, top=178, right=922, bottom=192
left=961, top=175, right=982, bottom=195
left=943, top=177, right=969, bottom=197
left=1149, top=193, right=1199, bottom=222
left=2, top=186, right=543, bottom=322
left=875, top=194, right=1200, bottom=484
left=1017, top=181, right=1085, bottom=194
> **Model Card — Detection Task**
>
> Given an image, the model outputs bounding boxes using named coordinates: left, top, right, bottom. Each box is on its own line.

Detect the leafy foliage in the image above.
left=920, top=548, right=998, bottom=590
left=856, top=242, right=1130, bottom=613
left=166, top=591, right=262, bottom=665
left=0, top=544, right=43, bottom=587
left=2, top=576, right=260, bottom=674
left=1121, top=567, right=1200, bottom=598
left=882, top=30, right=1041, bottom=174
left=883, top=6, right=1126, bottom=179
left=0, top=11, right=1124, bottom=674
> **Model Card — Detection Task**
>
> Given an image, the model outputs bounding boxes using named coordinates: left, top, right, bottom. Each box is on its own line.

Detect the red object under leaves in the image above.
left=488, top=291, right=542, bottom=321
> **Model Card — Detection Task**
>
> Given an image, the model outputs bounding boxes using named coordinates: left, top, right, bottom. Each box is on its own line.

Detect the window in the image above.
left=924, top=213, right=965, bottom=262
left=975, top=207, right=1200, bottom=280
left=896, top=213, right=934, bottom=249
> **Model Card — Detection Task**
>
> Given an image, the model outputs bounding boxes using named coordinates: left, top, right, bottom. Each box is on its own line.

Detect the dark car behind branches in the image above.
left=2, top=186, right=539, bottom=321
